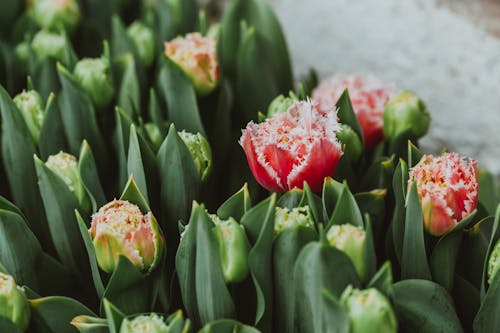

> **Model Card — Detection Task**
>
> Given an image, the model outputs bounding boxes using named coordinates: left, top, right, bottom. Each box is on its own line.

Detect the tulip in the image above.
left=488, top=239, right=500, bottom=285
left=127, top=21, right=155, bottom=67
left=45, top=151, right=91, bottom=213
left=267, top=92, right=299, bottom=118
left=164, top=32, right=219, bottom=96
left=211, top=215, right=251, bottom=283
left=13, top=90, right=45, bottom=144
left=73, top=57, right=114, bottom=110
left=383, top=90, right=430, bottom=140
left=312, top=74, right=395, bottom=149
left=119, top=313, right=169, bottom=333
left=240, top=99, right=343, bottom=192
left=341, top=286, right=397, bottom=333
left=327, top=224, right=367, bottom=280
left=409, top=153, right=478, bottom=236
left=178, top=131, right=212, bottom=182
left=31, top=30, right=67, bottom=62
left=0, top=272, right=31, bottom=332
left=89, top=200, right=164, bottom=274
left=274, top=206, right=314, bottom=235
left=30, top=0, right=80, bottom=33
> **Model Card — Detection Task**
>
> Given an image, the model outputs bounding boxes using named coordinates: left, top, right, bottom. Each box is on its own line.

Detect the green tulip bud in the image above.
left=73, top=57, right=114, bottom=109
left=71, top=315, right=108, bottom=332
left=267, top=92, right=298, bottom=118
left=341, top=287, right=397, bottom=333
left=488, top=239, right=500, bottom=285
left=31, top=30, right=66, bottom=62
left=383, top=90, right=430, bottom=141
left=90, top=200, right=165, bottom=274
left=30, top=0, right=80, bottom=33
left=0, top=272, right=31, bottom=331
left=274, top=206, right=314, bottom=235
left=15, top=41, right=30, bottom=66
left=13, top=90, right=45, bottom=144
left=127, top=21, right=155, bottom=67
left=120, top=313, right=169, bottom=333
left=45, top=152, right=91, bottom=213
left=327, top=224, right=366, bottom=280
left=178, top=131, right=212, bottom=182
left=336, top=124, right=362, bottom=162
left=211, top=215, right=251, bottom=283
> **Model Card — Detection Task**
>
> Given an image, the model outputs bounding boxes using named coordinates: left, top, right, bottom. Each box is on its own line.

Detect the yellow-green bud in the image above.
left=267, top=92, right=299, bottom=118
left=31, top=30, right=66, bottom=62
left=488, top=239, right=500, bottom=285
left=211, top=215, right=251, bottom=283
left=383, top=90, right=430, bottom=140
left=13, top=90, right=45, bottom=144
left=178, top=131, right=212, bottom=182
left=73, top=57, right=114, bottom=109
left=119, top=313, right=169, bottom=333
left=327, top=224, right=366, bottom=280
left=336, top=124, right=362, bottom=162
left=46, top=152, right=91, bottom=213
left=0, top=273, right=31, bottom=332
left=341, top=287, right=397, bottom=333
left=127, top=21, right=155, bottom=67
left=274, top=206, right=314, bottom=235
left=30, top=0, right=80, bottom=33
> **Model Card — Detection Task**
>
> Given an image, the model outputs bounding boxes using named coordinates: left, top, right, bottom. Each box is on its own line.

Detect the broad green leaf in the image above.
left=0, top=317, right=22, bottom=333
left=391, top=159, right=409, bottom=263
left=322, top=178, right=343, bottom=222
left=277, top=188, right=304, bottom=210
left=453, top=275, right=480, bottom=333
left=335, top=89, right=363, bottom=144
left=321, top=290, right=350, bottom=333
left=114, top=54, right=140, bottom=118
left=127, top=125, right=150, bottom=205
left=328, top=183, right=363, bottom=229
left=368, top=261, right=394, bottom=299
left=199, top=319, right=261, bottom=333
left=39, top=93, right=68, bottom=160
left=300, top=183, right=321, bottom=224
left=103, top=299, right=125, bottom=333
left=478, top=169, right=500, bottom=216
left=217, top=183, right=252, bottom=221
left=119, top=176, right=151, bottom=213
left=78, top=140, right=106, bottom=212
left=115, top=107, right=133, bottom=189
left=480, top=205, right=500, bottom=298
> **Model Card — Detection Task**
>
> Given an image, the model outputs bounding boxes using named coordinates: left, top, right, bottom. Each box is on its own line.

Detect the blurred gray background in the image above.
left=269, top=0, right=500, bottom=174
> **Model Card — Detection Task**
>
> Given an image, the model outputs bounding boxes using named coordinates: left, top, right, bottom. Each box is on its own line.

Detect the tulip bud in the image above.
left=31, top=30, right=66, bottom=62
left=73, top=57, right=114, bottom=109
left=0, top=272, right=31, bottom=331
left=127, top=21, right=155, bottom=67
left=241, top=100, right=343, bottom=192
left=327, top=224, right=366, bottom=280
left=13, top=90, right=45, bottom=144
left=274, top=206, right=314, bottom=235
left=30, top=0, right=80, bottom=33
left=211, top=215, right=251, bottom=283
left=119, top=313, right=169, bottom=333
left=89, top=200, right=165, bottom=274
left=409, top=153, right=478, bottom=236
left=312, top=74, right=395, bottom=149
left=267, top=92, right=299, bottom=118
left=178, top=131, right=212, bottom=182
left=45, top=152, right=91, bottom=213
left=341, top=286, right=397, bottom=333
left=336, top=124, right=362, bottom=162
left=164, top=32, right=219, bottom=96
left=488, top=239, right=500, bottom=285
left=383, top=91, right=430, bottom=140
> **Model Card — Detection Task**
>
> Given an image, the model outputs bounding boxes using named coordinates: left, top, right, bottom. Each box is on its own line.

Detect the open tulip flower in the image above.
left=240, top=99, right=343, bottom=192
left=164, top=32, right=219, bottom=96
left=409, top=152, right=478, bottom=236
left=312, top=74, right=395, bottom=149
left=89, top=200, right=165, bottom=274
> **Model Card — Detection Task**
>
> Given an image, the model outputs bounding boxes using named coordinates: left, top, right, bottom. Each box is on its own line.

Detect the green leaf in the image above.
left=368, top=261, right=394, bottom=299
left=0, top=209, right=42, bottom=290
left=114, top=107, right=133, bottom=190
left=480, top=205, right=500, bottom=297
left=273, top=227, right=317, bottom=333
left=453, top=275, right=480, bottom=333
left=30, top=296, right=96, bottom=333
left=39, top=93, right=68, bottom=160
left=157, top=57, right=205, bottom=135
left=327, top=183, right=363, bottom=229
left=401, top=181, right=431, bottom=280
left=35, top=252, right=74, bottom=297
left=407, top=141, right=423, bottom=168
left=78, top=140, right=106, bottom=211
left=294, top=241, right=361, bottom=333
left=322, top=178, right=344, bottom=222
left=391, top=159, right=409, bottom=263
left=335, top=89, right=364, bottom=144
left=217, top=183, right=252, bottom=221
left=103, top=299, right=125, bottom=333
left=277, top=188, right=304, bottom=210
left=0, top=317, right=23, bottom=333
left=148, top=88, right=167, bottom=137
left=76, top=210, right=105, bottom=298
left=363, top=215, right=377, bottom=282
left=199, top=319, right=261, bottom=333
left=241, top=195, right=276, bottom=331
left=300, top=183, right=321, bottom=224
left=478, top=169, right=500, bottom=216
left=321, top=290, right=350, bottom=333
left=393, top=279, right=463, bottom=333
left=114, top=54, right=140, bottom=118
left=127, top=125, right=151, bottom=205
left=34, top=156, right=89, bottom=278
left=119, top=176, right=151, bottom=213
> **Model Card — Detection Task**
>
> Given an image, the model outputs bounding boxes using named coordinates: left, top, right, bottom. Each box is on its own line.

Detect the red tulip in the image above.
left=312, top=74, right=395, bottom=149
left=409, top=153, right=478, bottom=236
left=240, top=100, right=343, bottom=192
